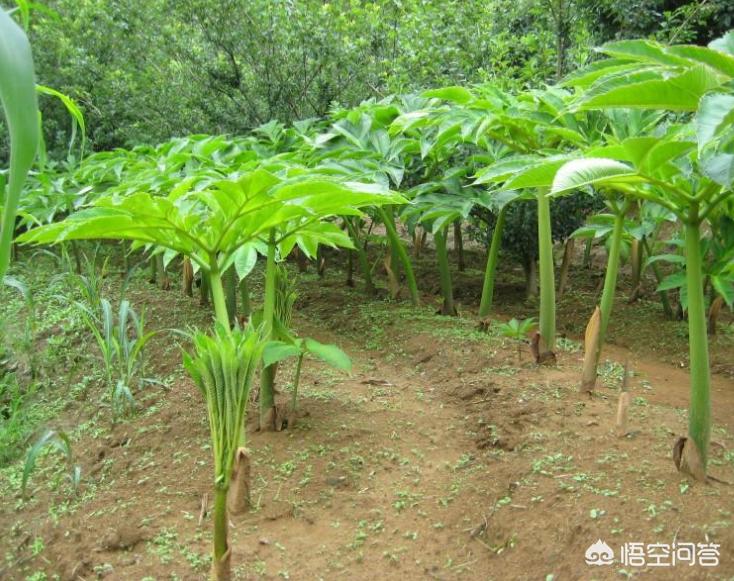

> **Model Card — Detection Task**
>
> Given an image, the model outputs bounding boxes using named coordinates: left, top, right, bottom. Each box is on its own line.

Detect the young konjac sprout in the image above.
left=498, top=317, right=537, bottom=361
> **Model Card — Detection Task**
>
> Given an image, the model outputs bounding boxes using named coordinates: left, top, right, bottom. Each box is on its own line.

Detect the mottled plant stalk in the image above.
left=290, top=352, right=304, bottom=415
left=385, top=207, right=402, bottom=282
left=598, top=206, right=627, bottom=347
left=581, top=204, right=626, bottom=391
left=149, top=252, right=157, bottom=284
left=453, top=220, right=465, bottom=272
left=223, top=265, right=237, bottom=325
left=434, top=227, right=456, bottom=316
left=684, top=218, right=711, bottom=474
left=239, top=277, right=251, bottom=319
left=212, top=485, right=230, bottom=578
left=583, top=238, right=593, bottom=269
left=121, top=241, right=129, bottom=276
left=642, top=237, right=674, bottom=318
left=345, top=217, right=375, bottom=295
left=259, top=230, right=277, bottom=429
left=479, top=204, right=508, bottom=318
left=377, top=207, right=419, bottom=306
left=536, top=188, right=555, bottom=351
left=557, top=237, right=575, bottom=298
left=200, top=270, right=210, bottom=307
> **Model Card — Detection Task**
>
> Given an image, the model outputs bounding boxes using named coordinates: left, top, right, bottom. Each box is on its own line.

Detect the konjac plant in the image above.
left=554, top=32, right=734, bottom=479
left=19, top=168, right=403, bottom=577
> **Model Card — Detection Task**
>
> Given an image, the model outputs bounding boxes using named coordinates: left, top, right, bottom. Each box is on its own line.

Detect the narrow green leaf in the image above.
left=0, top=9, right=39, bottom=278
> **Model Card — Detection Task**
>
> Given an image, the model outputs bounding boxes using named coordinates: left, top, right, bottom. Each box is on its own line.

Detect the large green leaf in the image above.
left=696, top=93, right=734, bottom=151
left=422, top=86, right=474, bottom=104
left=702, top=153, right=734, bottom=187
left=711, top=275, right=734, bottom=307
left=578, top=65, right=723, bottom=112
left=19, top=169, right=405, bottom=271
left=551, top=158, right=640, bottom=195
left=656, top=271, right=687, bottom=292
left=0, top=9, right=39, bottom=278
left=599, top=39, right=691, bottom=67
left=503, top=157, right=572, bottom=191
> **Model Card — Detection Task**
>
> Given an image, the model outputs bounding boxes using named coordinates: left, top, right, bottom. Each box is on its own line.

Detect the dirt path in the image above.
left=604, top=342, right=734, bottom=434
left=232, top=324, right=501, bottom=579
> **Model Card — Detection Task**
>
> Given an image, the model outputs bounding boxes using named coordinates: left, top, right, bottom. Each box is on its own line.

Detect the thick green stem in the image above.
left=598, top=209, right=626, bottom=348
left=208, top=263, right=231, bottom=331
left=536, top=189, right=556, bottom=351
left=685, top=218, right=711, bottom=470
left=435, top=227, right=456, bottom=316
left=345, top=218, right=375, bottom=295
left=377, top=207, right=419, bottom=306
left=212, top=485, right=229, bottom=574
left=479, top=205, right=508, bottom=317
left=260, top=231, right=277, bottom=424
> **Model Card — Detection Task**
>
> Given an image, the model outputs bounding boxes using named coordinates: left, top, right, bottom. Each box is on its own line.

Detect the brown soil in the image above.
left=1, top=252, right=734, bottom=580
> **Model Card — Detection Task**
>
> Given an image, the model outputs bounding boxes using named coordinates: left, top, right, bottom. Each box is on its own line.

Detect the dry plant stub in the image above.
left=615, top=392, right=631, bottom=437
left=227, top=448, right=251, bottom=515
left=674, top=436, right=707, bottom=482
left=581, top=306, right=601, bottom=392
left=615, top=361, right=631, bottom=437
left=212, top=547, right=231, bottom=581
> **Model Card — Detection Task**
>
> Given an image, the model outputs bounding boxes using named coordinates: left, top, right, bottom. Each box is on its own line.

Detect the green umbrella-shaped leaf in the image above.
left=551, top=158, right=640, bottom=195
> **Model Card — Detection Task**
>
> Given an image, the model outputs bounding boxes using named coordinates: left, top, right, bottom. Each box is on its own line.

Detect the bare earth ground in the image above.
left=1, top=248, right=734, bottom=581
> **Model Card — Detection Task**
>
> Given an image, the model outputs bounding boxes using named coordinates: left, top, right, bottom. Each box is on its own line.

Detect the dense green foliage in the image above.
left=4, top=0, right=732, bottom=159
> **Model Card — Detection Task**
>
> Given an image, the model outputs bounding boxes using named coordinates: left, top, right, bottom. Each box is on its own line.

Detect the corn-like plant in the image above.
left=22, top=428, right=81, bottom=498
left=69, top=252, right=107, bottom=313
left=183, top=324, right=264, bottom=578
left=76, top=298, right=156, bottom=416
left=274, top=265, right=297, bottom=331
left=2, top=275, right=37, bottom=376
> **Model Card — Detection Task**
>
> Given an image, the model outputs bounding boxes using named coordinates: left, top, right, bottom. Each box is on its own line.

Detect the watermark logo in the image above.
left=585, top=539, right=614, bottom=566
left=585, top=540, right=720, bottom=568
